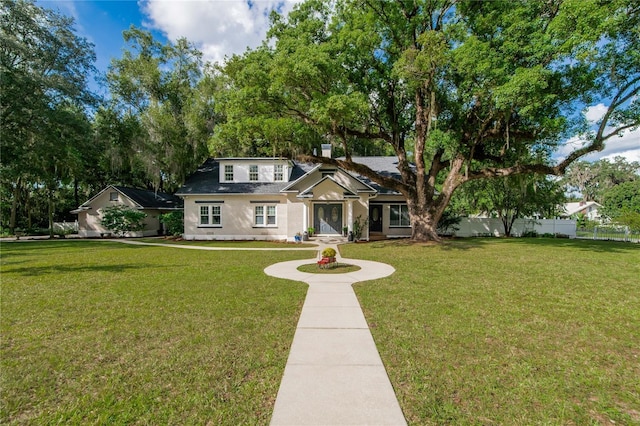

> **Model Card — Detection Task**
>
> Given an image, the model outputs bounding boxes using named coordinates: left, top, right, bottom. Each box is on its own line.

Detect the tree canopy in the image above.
left=105, top=27, right=214, bottom=193
left=1, top=0, right=97, bottom=233
left=215, top=0, right=640, bottom=241
left=563, top=156, right=640, bottom=202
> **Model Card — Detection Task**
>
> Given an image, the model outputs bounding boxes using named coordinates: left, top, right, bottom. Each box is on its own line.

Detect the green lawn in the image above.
left=342, top=238, right=640, bottom=425
left=2, top=239, right=639, bottom=425
left=0, top=241, right=313, bottom=424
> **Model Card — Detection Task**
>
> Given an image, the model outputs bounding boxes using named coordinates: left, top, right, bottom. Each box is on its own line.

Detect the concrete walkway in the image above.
left=265, top=241, right=407, bottom=425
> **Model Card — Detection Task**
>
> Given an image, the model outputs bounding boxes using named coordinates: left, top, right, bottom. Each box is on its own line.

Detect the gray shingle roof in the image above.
left=177, top=157, right=406, bottom=196
left=176, top=159, right=316, bottom=195
left=341, top=156, right=405, bottom=194
left=113, top=186, right=183, bottom=209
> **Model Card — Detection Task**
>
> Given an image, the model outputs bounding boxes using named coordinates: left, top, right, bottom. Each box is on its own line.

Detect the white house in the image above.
left=176, top=151, right=412, bottom=241
left=560, top=201, right=603, bottom=222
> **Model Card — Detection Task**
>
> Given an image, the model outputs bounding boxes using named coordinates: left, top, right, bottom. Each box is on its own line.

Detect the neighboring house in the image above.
left=176, top=147, right=412, bottom=241
left=560, top=201, right=603, bottom=222
left=72, top=185, right=183, bottom=237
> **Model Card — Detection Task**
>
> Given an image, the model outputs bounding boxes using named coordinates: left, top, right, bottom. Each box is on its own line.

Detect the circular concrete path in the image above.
left=264, top=243, right=406, bottom=426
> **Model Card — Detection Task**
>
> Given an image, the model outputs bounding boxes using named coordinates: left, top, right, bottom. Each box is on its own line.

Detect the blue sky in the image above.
left=39, top=0, right=639, bottom=163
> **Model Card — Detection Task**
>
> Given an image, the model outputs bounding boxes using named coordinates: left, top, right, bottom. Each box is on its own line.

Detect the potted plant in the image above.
left=342, top=226, right=348, bottom=237
left=307, top=227, right=315, bottom=237
left=321, top=247, right=337, bottom=262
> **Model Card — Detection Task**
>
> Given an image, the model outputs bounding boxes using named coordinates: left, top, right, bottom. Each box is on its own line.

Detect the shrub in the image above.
left=100, top=205, right=146, bottom=237
left=321, top=247, right=336, bottom=258
left=160, top=211, right=184, bottom=236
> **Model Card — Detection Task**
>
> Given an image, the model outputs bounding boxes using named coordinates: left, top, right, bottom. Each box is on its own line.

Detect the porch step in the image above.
left=313, top=236, right=348, bottom=244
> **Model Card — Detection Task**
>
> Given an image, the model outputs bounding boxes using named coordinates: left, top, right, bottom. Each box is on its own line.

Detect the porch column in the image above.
left=347, top=200, right=353, bottom=232
left=303, top=201, right=309, bottom=232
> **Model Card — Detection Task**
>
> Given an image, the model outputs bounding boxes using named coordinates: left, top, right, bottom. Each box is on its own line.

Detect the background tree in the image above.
left=601, top=180, right=640, bottom=230
left=563, top=157, right=640, bottom=202
left=215, top=0, right=639, bottom=241
left=458, top=174, right=566, bottom=237
left=1, top=0, right=96, bottom=234
left=106, top=27, right=212, bottom=193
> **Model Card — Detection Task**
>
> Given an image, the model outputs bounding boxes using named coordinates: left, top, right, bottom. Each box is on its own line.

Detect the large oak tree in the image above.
left=216, top=0, right=639, bottom=241
left=1, top=0, right=96, bottom=234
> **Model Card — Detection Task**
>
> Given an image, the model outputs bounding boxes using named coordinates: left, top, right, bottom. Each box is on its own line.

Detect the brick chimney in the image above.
left=321, top=144, right=332, bottom=158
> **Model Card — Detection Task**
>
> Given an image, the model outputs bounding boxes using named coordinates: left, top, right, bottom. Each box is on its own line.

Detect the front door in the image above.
left=314, top=203, right=343, bottom=234
left=369, top=204, right=383, bottom=232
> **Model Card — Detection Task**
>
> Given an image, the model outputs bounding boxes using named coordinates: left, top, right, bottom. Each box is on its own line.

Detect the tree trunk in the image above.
left=48, top=188, right=54, bottom=239
left=501, top=212, right=517, bottom=237
left=26, top=189, right=31, bottom=229
left=74, top=178, right=79, bottom=208
left=407, top=199, right=442, bottom=242
left=10, top=180, right=19, bottom=234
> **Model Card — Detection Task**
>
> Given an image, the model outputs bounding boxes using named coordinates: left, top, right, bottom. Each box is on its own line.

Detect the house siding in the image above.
left=371, top=196, right=413, bottom=238
left=183, top=194, right=290, bottom=240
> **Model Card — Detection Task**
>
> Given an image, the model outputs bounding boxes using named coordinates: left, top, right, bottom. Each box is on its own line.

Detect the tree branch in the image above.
left=296, top=154, right=411, bottom=195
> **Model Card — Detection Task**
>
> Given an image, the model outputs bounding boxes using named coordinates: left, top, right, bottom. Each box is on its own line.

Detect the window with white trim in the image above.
left=199, top=205, right=221, bottom=226
left=389, top=204, right=410, bottom=227
left=224, top=165, right=233, bottom=181
left=249, top=165, right=258, bottom=181
left=274, top=164, right=284, bottom=181
left=254, top=205, right=277, bottom=226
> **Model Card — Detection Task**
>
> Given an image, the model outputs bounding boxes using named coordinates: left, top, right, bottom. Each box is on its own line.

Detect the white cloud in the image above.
left=140, top=0, right=302, bottom=65
left=584, top=103, right=608, bottom=123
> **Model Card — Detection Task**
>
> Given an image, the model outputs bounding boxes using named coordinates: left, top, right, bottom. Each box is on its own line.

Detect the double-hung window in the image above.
left=249, top=165, right=259, bottom=181
left=200, top=205, right=221, bottom=226
left=274, top=164, right=284, bottom=181
left=224, top=165, right=233, bottom=181
left=390, top=204, right=410, bottom=227
left=254, top=205, right=276, bottom=226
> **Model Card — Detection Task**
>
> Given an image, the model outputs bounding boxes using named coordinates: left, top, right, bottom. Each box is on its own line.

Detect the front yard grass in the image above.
left=1, top=241, right=312, bottom=425
left=3, top=238, right=639, bottom=425
left=342, top=238, right=640, bottom=425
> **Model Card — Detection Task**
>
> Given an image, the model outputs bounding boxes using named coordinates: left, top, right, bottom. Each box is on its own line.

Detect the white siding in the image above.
left=183, top=195, right=291, bottom=240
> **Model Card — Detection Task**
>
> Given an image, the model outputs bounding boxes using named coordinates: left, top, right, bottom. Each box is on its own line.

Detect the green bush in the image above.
left=100, top=205, right=146, bottom=237
left=160, top=211, right=184, bottom=236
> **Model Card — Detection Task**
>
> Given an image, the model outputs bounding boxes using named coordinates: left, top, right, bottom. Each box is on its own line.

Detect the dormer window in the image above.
left=249, top=165, right=258, bottom=181
left=274, top=164, right=284, bottom=181
left=224, top=165, right=234, bottom=181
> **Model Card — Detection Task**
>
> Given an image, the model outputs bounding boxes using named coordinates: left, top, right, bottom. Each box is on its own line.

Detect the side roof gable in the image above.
left=298, top=175, right=359, bottom=198
left=75, top=185, right=182, bottom=211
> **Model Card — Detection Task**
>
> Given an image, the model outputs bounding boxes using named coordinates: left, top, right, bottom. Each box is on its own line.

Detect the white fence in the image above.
left=53, top=221, right=79, bottom=233
left=577, top=225, right=640, bottom=243
left=451, top=218, right=576, bottom=238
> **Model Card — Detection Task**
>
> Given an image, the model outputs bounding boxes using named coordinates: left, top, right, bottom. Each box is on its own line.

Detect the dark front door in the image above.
left=314, top=203, right=343, bottom=234
left=369, top=204, right=383, bottom=232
